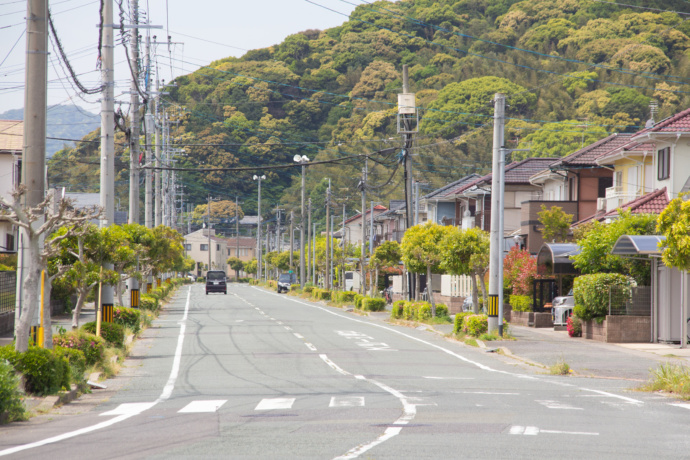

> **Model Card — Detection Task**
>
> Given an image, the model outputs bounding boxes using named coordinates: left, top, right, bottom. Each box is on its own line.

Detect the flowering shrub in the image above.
left=53, top=331, right=105, bottom=366
left=503, top=247, right=537, bottom=296
left=567, top=316, right=582, bottom=337
left=114, top=306, right=141, bottom=333
left=463, top=315, right=489, bottom=336
left=391, top=300, right=406, bottom=319
left=82, top=322, right=125, bottom=348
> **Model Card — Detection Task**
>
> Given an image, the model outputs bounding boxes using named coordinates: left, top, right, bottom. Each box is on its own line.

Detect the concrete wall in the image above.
left=509, top=311, right=553, bottom=328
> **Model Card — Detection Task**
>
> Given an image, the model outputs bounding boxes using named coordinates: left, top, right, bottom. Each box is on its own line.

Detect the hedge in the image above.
left=336, top=291, right=357, bottom=303
left=0, top=345, right=69, bottom=395
left=458, top=314, right=509, bottom=337
left=391, top=300, right=406, bottom=319
left=114, top=306, right=141, bottom=333
left=53, top=331, right=106, bottom=366
left=453, top=312, right=474, bottom=333
left=54, top=346, right=87, bottom=386
left=361, top=297, right=386, bottom=312
left=573, top=273, right=633, bottom=320
left=303, top=284, right=314, bottom=293
left=0, top=359, right=25, bottom=422
left=354, top=294, right=365, bottom=309
left=140, top=294, right=159, bottom=311
left=509, top=295, right=532, bottom=312
left=82, top=322, right=125, bottom=348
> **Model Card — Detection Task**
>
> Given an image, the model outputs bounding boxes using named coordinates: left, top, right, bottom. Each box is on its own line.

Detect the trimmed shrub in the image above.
left=53, top=331, right=105, bottom=366
left=303, top=284, right=314, bottom=293
left=82, top=322, right=125, bottom=348
left=318, top=289, right=331, bottom=300
left=290, top=284, right=301, bottom=292
left=114, top=306, right=141, bottom=333
left=362, top=297, right=386, bottom=312
left=0, top=359, right=25, bottom=422
left=434, top=303, right=449, bottom=318
left=402, top=301, right=415, bottom=320
left=416, top=303, right=432, bottom=320
left=391, top=300, right=406, bottom=319
left=0, top=345, right=68, bottom=395
left=338, top=291, right=357, bottom=303
left=573, top=273, right=633, bottom=320
left=510, top=295, right=532, bottom=312
left=140, top=294, right=159, bottom=311
left=463, top=315, right=489, bottom=337
left=54, top=346, right=87, bottom=386
left=453, top=312, right=473, bottom=333
left=354, top=294, right=365, bottom=309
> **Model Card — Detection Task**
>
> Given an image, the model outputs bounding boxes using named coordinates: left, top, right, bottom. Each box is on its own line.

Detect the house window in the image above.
left=658, top=147, right=670, bottom=180
left=216, top=244, right=220, bottom=251
left=200, top=244, right=209, bottom=251
left=184, top=243, right=191, bottom=251
left=5, top=234, right=14, bottom=252
left=614, top=171, right=623, bottom=187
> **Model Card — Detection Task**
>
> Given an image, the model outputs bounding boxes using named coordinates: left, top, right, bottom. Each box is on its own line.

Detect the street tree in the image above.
left=538, top=204, right=573, bottom=242
left=657, top=194, right=690, bottom=271
left=401, top=223, right=454, bottom=316
left=371, top=240, right=401, bottom=295
left=441, top=227, right=490, bottom=313
left=192, top=200, right=244, bottom=225
left=227, top=257, right=245, bottom=280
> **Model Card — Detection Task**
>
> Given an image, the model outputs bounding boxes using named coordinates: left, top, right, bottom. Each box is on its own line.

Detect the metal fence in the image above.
left=609, top=285, right=651, bottom=316
left=0, top=271, right=16, bottom=314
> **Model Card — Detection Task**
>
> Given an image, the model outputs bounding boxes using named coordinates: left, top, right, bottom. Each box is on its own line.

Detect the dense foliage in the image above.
left=47, top=0, right=690, bottom=235
left=573, top=273, right=633, bottom=320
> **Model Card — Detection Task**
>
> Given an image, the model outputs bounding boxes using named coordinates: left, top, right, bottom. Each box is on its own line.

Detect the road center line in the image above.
left=0, top=286, right=193, bottom=457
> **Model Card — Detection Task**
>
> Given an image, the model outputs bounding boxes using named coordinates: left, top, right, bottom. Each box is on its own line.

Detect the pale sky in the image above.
left=0, top=0, right=357, bottom=116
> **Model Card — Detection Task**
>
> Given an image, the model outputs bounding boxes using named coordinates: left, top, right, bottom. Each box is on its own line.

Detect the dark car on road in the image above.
left=277, top=273, right=297, bottom=293
left=206, top=270, right=227, bottom=295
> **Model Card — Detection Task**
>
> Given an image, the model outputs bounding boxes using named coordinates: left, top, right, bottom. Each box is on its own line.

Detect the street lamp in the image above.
left=253, top=174, right=266, bottom=280
left=294, top=155, right=310, bottom=287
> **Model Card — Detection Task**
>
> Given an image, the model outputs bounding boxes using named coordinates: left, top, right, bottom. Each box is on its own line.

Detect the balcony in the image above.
left=605, top=186, right=640, bottom=213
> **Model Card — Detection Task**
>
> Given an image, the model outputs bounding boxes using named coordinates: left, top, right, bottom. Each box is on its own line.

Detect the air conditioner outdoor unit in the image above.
left=596, top=197, right=606, bottom=211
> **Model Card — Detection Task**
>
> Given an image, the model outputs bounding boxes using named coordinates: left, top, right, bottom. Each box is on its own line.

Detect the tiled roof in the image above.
left=422, top=174, right=481, bottom=200
left=574, top=188, right=669, bottom=226
left=0, top=120, right=23, bottom=152
left=225, top=236, right=256, bottom=247
left=504, top=158, right=559, bottom=183
left=345, top=204, right=387, bottom=225
left=553, top=133, right=634, bottom=167
left=595, top=137, right=656, bottom=163
left=638, top=107, right=690, bottom=134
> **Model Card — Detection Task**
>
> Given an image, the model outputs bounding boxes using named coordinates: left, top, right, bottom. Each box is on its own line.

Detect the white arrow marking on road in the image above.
left=178, top=400, right=227, bottom=413
left=330, top=396, right=365, bottom=407
left=255, top=398, right=295, bottom=410
left=536, top=400, right=583, bottom=410
left=100, top=402, right=157, bottom=416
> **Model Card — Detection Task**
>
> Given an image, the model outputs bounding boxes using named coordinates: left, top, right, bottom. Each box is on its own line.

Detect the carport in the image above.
left=535, top=243, right=580, bottom=312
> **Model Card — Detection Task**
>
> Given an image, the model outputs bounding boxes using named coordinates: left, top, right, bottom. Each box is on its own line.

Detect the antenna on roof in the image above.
left=646, top=100, right=659, bottom=128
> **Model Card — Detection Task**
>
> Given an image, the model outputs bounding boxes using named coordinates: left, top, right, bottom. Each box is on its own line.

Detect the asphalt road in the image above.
left=1, top=284, right=690, bottom=459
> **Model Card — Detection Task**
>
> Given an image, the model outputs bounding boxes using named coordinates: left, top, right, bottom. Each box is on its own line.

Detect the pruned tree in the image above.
left=0, top=187, right=101, bottom=352
left=227, top=256, right=245, bottom=280
left=441, top=227, right=490, bottom=314
left=538, top=204, right=573, bottom=243
left=371, top=240, right=401, bottom=296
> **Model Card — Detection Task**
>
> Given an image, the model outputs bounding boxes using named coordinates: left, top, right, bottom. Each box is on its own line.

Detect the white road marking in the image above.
left=305, top=342, right=317, bottom=351
left=536, top=400, right=583, bottom=410
left=670, top=403, right=690, bottom=410
left=510, top=425, right=598, bottom=436
left=284, top=326, right=292, bottom=331
left=277, top=321, right=283, bottom=325
left=0, top=287, right=194, bottom=457
left=540, top=429, right=599, bottom=435
left=178, top=400, right=227, bottom=413
left=320, top=354, right=351, bottom=376
left=255, top=398, right=296, bottom=410
left=424, top=376, right=474, bottom=380
left=293, top=333, right=305, bottom=339
left=100, top=402, right=157, bottom=416
left=461, top=391, right=519, bottom=395
left=580, top=388, right=643, bottom=405
left=330, top=396, right=365, bottom=407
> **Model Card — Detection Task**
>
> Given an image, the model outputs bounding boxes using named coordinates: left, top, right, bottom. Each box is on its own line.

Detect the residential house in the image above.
left=184, top=228, right=228, bottom=277
left=418, top=174, right=480, bottom=226
left=225, top=236, right=257, bottom=279
left=519, top=134, right=628, bottom=253
left=0, top=120, right=22, bottom=254
left=372, top=200, right=406, bottom=245
left=342, top=204, right=387, bottom=250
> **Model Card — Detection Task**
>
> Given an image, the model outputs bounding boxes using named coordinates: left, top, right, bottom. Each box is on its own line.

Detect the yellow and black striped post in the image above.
left=30, top=326, right=38, bottom=346
left=102, top=303, right=114, bottom=323
left=488, top=295, right=499, bottom=318
left=131, top=289, right=140, bottom=309
left=147, top=282, right=152, bottom=292
left=157, top=278, right=161, bottom=288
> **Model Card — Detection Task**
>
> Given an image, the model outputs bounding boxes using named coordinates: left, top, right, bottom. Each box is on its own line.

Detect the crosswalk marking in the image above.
left=100, top=402, right=156, bottom=416
left=330, top=396, right=365, bottom=407
left=178, top=400, right=227, bottom=413
left=255, top=398, right=296, bottom=410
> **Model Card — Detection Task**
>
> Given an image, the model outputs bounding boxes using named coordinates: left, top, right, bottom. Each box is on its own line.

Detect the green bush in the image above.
left=114, top=306, right=141, bottom=333
left=318, top=289, right=331, bottom=300
left=140, top=294, right=159, bottom=311
left=0, top=359, right=25, bottom=422
left=510, top=295, right=532, bottom=312
left=54, top=346, right=87, bottom=386
left=303, top=284, right=314, bottom=293
left=338, top=291, right=357, bottom=302
left=290, top=284, right=301, bottom=292
left=53, top=331, right=105, bottom=366
left=573, top=273, right=633, bottom=320
left=362, top=297, right=386, bottom=312
left=434, top=303, right=449, bottom=318
left=463, top=315, right=489, bottom=337
left=196, top=277, right=205, bottom=283
left=0, top=345, right=68, bottom=395
left=402, top=301, right=415, bottom=320
left=82, top=322, right=125, bottom=348
left=354, top=294, right=365, bottom=309
left=391, top=300, right=406, bottom=319
left=453, top=312, right=474, bottom=333
left=416, top=303, right=432, bottom=320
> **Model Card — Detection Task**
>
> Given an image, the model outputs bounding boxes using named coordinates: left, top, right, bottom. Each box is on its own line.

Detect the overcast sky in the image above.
left=0, top=0, right=357, bottom=116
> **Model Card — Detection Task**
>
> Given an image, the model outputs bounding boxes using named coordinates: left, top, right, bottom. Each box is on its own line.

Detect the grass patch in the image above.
left=549, top=359, right=571, bottom=375
left=641, top=364, right=690, bottom=398
left=464, top=338, right=478, bottom=347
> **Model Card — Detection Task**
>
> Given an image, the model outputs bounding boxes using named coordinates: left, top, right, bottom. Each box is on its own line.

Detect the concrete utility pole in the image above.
left=253, top=175, right=265, bottom=280
left=154, top=80, right=162, bottom=227
left=312, top=222, right=317, bottom=285
left=369, top=200, right=375, bottom=258
left=307, top=198, right=312, bottom=284
left=488, top=93, right=506, bottom=335
left=360, top=165, right=367, bottom=294
left=144, top=36, right=153, bottom=230
left=289, top=211, right=294, bottom=270
left=294, top=155, right=309, bottom=288
left=100, top=0, right=116, bottom=323
left=275, top=208, right=282, bottom=254
left=16, top=0, right=48, bottom=344
left=207, top=195, right=212, bottom=273
left=325, top=181, right=331, bottom=290
left=235, top=195, right=240, bottom=259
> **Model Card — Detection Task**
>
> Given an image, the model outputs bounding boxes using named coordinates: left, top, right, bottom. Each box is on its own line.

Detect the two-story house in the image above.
left=342, top=204, right=387, bottom=251
left=418, top=174, right=480, bottom=226
left=184, top=228, right=228, bottom=277
left=225, top=236, right=257, bottom=279
left=0, top=120, right=22, bottom=254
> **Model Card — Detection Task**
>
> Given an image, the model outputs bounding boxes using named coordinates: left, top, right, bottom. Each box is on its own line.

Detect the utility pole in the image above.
left=359, top=164, right=367, bottom=294
left=312, top=222, right=317, bottom=285
left=330, top=214, right=335, bottom=289
left=235, top=195, right=240, bottom=260
left=253, top=175, right=265, bottom=280
left=398, top=65, right=417, bottom=301
left=207, top=194, right=212, bottom=274
left=154, top=82, right=162, bottom=227
left=275, top=208, right=281, bottom=255
left=325, top=181, right=331, bottom=290
left=144, top=36, right=153, bottom=230
left=99, top=0, right=115, bottom=324
left=16, top=0, right=48, bottom=347
left=307, top=198, right=312, bottom=284
left=289, top=210, right=294, bottom=270
left=488, top=93, right=506, bottom=335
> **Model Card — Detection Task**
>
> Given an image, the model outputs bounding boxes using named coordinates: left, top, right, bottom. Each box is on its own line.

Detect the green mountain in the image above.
left=48, top=0, right=690, bottom=226
left=1, top=104, right=100, bottom=158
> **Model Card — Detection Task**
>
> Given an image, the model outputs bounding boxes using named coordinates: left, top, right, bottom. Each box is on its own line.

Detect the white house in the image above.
left=0, top=120, right=22, bottom=254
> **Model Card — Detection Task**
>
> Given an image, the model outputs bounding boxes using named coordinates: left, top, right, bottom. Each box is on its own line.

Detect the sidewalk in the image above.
left=0, top=304, right=96, bottom=347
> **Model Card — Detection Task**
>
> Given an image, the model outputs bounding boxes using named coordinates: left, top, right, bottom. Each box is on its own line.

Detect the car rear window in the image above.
left=279, top=275, right=292, bottom=282
left=207, top=271, right=225, bottom=280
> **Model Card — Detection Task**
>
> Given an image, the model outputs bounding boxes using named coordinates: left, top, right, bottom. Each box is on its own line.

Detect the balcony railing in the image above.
left=605, top=186, right=640, bottom=213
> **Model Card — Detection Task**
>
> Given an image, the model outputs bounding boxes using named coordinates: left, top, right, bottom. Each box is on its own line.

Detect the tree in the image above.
left=657, top=194, right=690, bottom=271
left=572, top=211, right=657, bottom=284
left=227, top=257, right=245, bottom=280
left=401, top=223, right=454, bottom=316
left=244, top=259, right=258, bottom=277
left=441, top=227, right=490, bottom=314
left=371, top=241, right=402, bottom=295
left=503, top=247, right=537, bottom=296
left=538, top=204, right=573, bottom=243
left=192, top=200, right=244, bottom=225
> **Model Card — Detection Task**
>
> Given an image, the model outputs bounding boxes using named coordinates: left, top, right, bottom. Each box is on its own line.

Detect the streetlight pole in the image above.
left=294, top=155, right=310, bottom=288
left=253, top=175, right=266, bottom=280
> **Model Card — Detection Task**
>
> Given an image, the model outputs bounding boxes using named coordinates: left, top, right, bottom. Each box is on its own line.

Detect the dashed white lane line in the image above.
left=536, top=400, right=583, bottom=410
left=423, top=376, right=474, bottom=380
left=330, top=396, right=365, bottom=407
left=255, top=398, right=296, bottom=410
left=178, top=400, right=227, bottom=413
left=305, top=342, right=317, bottom=351
left=669, top=403, right=690, bottom=410
left=510, top=426, right=598, bottom=436
left=293, top=333, right=305, bottom=339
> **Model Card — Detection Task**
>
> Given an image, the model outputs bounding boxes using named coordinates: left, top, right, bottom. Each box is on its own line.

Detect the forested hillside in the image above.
left=48, top=0, right=690, bottom=228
